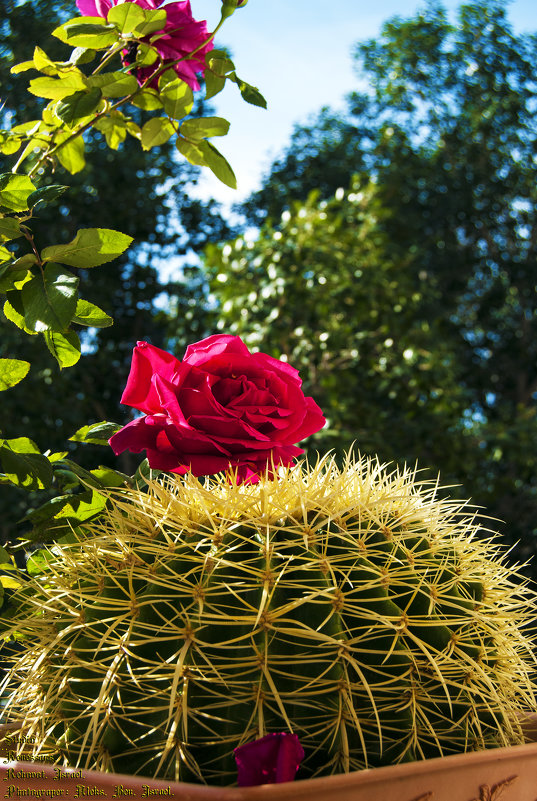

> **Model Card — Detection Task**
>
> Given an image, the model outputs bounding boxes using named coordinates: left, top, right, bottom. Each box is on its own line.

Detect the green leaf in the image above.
left=90, top=466, right=130, bottom=488
left=0, top=267, right=27, bottom=293
left=0, top=574, right=22, bottom=591
left=0, top=438, right=53, bottom=490
left=23, top=495, right=72, bottom=528
left=56, top=458, right=103, bottom=489
left=41, top=228, right=133, bottom=269
left=94, top=114, right=128, bottom=150
left=27, top=184, right=68, bottom=209
left=176, top=139, right=236, bottom=188
left=175, top=136, right=206, bottom=167
left=130, top=87, right=162, bottom=110
left=11, top=253, right=38, bottom=270
left=126, top=120, right=141, bottom=139
left=55, top=490, right=107, bottom=523
left=86, top=71, right=138, bottom=98
left=26, top=549, right=56, bottom=576
left=133, top=8, right=167, bottom=36
left=24, top=491, right=107, bottom=541
left=55, top=133, right=86, bottom=174
left=47, top=451, right=69, bottom=463
left=73, top=298, right=113, bottom=328
left=70, top=421, right=122, bottom=445
left=28, top=72, right=88, bottom=100
left=0, top=546, right=13, bottom=565
left=107, top=2, right=146, bottom=33
left=205, top=71, right=226, bottom=100
left=3, top=298, right=38, bottom=335
left=207, top=51, right=235, bottom=77
left=181, top=116, right=230, bottom=140
left=69, top=47, right=97, bottom=66
left=134, top=43, right=159, bottom=67
left=53, top=17, right=119, bottom=49
left=141, top=117, right=175, bottom=150
left=159, top=76, right=193, bottom=120
left=0, top=359, right=30, bottom=391
left=56, top=88, right=103, bottom=127
left=44, top=329, right=81, bottom=368
left=11, top=120, right=42, bottom=135
left=232, top=74, right=267, bottom=108
left=202, top=141, right=237, bottom=188
left=0, top=246, right=13, bottom=265
left=0, top=174, right=36, bottom=212
left=0, top=217, right=23, bottom=242
left=33, top=46, right=63, bottom=76
left=21, top=263, right=79, bottom=333
left=0, top=133, right=23, bottom=156
left=53, top=468, right=82, bottom=491
left=11, top=60, right=36, bottom=75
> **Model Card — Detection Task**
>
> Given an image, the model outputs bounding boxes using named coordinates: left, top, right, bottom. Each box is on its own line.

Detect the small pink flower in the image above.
left=76, top=0, right=213, bottom=90
left=234, top=733, right=304, bottom=786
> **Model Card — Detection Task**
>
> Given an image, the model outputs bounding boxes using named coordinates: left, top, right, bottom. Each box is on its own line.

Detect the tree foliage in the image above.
left=207, top=0, right=537, bottom=569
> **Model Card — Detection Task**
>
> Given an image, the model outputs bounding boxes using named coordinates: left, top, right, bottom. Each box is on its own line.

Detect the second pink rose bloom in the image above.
left=110, top=335, right=326, bottom=482
left=75, top=0, right=213, bottom=90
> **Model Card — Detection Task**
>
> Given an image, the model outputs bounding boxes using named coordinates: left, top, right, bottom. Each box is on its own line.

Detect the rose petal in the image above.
left=188, top=353, right=269, bottom=382
left=76, top=0, right=100, bottom=14
left=109, top=415, right=164, bottom=455
left=178, top=384, right=240, bottom=420
left=166, top=452, right=242, bottom=475
left=121, top=342, right=183, bottom=414
left=187, top=414, right=270, bottom=442
left=283, top=394, right=326, bottom=444
left=234, top=733, right=304, bottom=786
left=165, top=425, right=231, bottom=456
left=183, top=334, right=250, bottom=366
left=212, top=377, right=272, bottom=408
left=153, top=375, right=192, bottom=428
left=253, top=352, right=303, bottom=386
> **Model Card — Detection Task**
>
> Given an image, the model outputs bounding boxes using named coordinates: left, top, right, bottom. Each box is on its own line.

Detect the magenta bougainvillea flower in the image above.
left=76, top=0, right=213, bottom=90
left=109, top=335, right=325, bottom=483
left=234, top=733, right=304, bottom=786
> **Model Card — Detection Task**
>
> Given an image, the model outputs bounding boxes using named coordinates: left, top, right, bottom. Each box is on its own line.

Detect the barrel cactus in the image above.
left=1, top=452, right=535, bottom=783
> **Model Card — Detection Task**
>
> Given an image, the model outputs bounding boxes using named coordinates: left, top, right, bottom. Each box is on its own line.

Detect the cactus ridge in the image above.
left=2, top=452, right=536, bottom=783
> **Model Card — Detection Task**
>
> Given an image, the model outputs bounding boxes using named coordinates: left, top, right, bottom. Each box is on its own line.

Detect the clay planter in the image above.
left=2, top=737, right=537, bottom=801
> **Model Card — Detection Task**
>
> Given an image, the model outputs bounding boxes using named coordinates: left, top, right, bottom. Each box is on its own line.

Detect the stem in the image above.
left=20, top=225, right=44, bottom=270
left=11, top=138, right=49, bottom=173
left=92, top=43, right=126, bottom=76
left=19, top=9, right=231, bottom=180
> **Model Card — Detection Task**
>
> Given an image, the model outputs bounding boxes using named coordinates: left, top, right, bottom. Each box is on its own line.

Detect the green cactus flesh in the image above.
left=2, top=454, right=536, bottom=783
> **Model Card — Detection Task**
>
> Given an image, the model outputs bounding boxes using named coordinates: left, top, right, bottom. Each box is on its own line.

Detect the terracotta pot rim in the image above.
left=242, top=739, right=537, bottom=796
left=3, top=738, right=537, bottom=797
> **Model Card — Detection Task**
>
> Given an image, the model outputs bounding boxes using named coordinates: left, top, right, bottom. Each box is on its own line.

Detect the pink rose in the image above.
left=109, top=335, right=325, bottom=482
left=76, top=0, right=213, bottom=91
left=234, top=733, right=304, bottom=786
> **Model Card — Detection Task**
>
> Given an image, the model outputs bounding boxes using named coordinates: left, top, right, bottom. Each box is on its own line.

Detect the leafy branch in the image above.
left=0, top=0, right=265, bottom=557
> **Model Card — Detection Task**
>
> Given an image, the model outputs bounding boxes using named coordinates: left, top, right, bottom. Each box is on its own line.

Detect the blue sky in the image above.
left=190, top=0, right=537, bottom=206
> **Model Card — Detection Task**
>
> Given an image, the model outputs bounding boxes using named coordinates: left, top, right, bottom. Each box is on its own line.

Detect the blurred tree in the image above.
left=209, top=0, right=537, bottom=567
left=0, top=0, right=233, bottom=540
left=206, top=182, right=474, bottom=493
